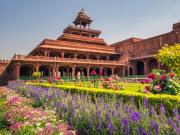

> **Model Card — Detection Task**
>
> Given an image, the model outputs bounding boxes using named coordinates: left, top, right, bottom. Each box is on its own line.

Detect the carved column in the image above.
left=35, top=63, right=39, bottom=72
left=72, top=65, right=76, bottom=79
left=61, top=52, right=64, bottom=59
left=97, top=55, right=100, bottom=60
left=52, top=63, right=56, bottom=77
left=74, top=53, right=77, bottom=60
left=67, top=67, right=70, bottom=76
left=111, top=66, right=115, bottom=78
left=15, top=63, right=20, bottom=80
left=87, top=66, right=90, bottom=78
left=144, top=59, right=149, bottom=75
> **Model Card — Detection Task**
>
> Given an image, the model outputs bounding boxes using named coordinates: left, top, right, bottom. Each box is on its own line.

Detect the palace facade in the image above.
left=0, top=9, right=180, bottom=84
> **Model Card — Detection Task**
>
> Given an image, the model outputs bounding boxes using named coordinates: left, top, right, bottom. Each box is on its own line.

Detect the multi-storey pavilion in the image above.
left=1, top=9, right=126, bottom=82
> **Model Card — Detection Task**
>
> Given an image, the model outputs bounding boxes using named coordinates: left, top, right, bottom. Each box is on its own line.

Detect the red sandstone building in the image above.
left=0, top=9, right=180, bottom=84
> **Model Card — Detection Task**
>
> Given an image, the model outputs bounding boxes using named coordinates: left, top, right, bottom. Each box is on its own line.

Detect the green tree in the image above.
left=155, top=43, right=180, bottom=76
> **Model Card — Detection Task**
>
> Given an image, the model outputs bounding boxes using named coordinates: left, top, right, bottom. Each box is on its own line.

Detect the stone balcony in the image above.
left=12, top=55, right=125, bottom=66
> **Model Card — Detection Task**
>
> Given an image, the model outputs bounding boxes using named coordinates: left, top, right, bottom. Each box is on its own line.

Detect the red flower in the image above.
left=147, top=73, right=157, bottom=80
left=105, top=77, right=110, bottom=81
left=145, top=86, right=150, bottom=91
left=160, top=74, right=167, bottom=81
left=169, top=73, right=175, bottom=79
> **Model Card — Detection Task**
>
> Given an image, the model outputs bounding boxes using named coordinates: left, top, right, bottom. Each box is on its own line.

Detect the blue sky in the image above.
left=0, top=0, right=180, bottom=59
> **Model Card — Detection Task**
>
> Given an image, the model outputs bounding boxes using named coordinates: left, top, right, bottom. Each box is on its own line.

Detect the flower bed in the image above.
left=0, top=87, right=76, bottom=135
left=7, top=81, right=180, bottom=134
left=14, top=81, right=180, bottom=115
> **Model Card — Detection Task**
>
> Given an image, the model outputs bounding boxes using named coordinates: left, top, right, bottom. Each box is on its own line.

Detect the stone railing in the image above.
left=12, top=55, right=125, bottom=66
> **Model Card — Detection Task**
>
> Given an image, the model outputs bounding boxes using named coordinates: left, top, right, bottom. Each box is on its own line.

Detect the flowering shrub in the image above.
left=32, top=72, right=41, bottom=81
left=142, top=69, right=180, bottom=95
left=8, top=83, right=180, bottom=135
left=102, top=77, right=124, bottom=90
left=0, top=87, right=76, bottom=135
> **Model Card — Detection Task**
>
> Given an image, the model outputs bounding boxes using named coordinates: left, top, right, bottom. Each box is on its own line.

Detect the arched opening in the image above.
left=89, top=55, right=97, bottom=60
left=125, top=67, right=128, bottom=76
left=59, top=66, right=67, bottom=77
left=39, top=65, right=52, bottom=77
left=75, top=66, right=87, bottom=79
left=99, top=56, right=107, bottom=60
left=129, top=67, right=133, bottom=75
left=64, top=53, right=74, bottom=58
left=20, top=64, right=35, bottom=77
left=136, top=61, right=144, bottom=75
left=103, top=67, right=112, bottom=76
left=114, top=67, right=120, bottom=76
left=77, top=54, right=87, bottom=59
left=148, top=59, right=158, bottom=73
left=49, top=52, right=61, bottom=57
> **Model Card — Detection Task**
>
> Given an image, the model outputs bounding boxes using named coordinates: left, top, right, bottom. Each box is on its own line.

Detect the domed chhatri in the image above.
left=73, top=8, right=93, bottom=28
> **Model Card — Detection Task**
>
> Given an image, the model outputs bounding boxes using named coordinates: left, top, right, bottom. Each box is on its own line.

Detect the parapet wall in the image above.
left=0, top=59, right=9, bottom=75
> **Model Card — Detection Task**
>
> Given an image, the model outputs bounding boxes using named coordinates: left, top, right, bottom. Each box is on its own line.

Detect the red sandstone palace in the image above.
left=0, top=9, right=180, bottom=84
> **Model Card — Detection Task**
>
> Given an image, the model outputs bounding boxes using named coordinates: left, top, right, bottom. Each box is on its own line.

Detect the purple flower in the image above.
left=112, top=110, right=115, bottom=117
left=121, top=118, right=129, bottom=135
left=149, top=106, right=153, bottom=116
left=131, top=112, right=140, bottom=122
left=106, top=113, right=110, bottom=121
left=138, top=125, right=143, bottom=135
left=151, top=121, right=159, bottom=135
left=160, top=104, right=166, bottom=115
left=107, top=122, right=114, bottom=135
left=144, top=97, right=148, bottom=108
left=97, top=111, right=101, bottom=120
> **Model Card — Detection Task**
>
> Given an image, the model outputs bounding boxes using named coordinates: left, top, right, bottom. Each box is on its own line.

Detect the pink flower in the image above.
left=48, top=77, right=53, bottom=84
left=160, top=74, right=167, bottom=81
left=147, top=73, right=157, bottom=80
left=90, top=69, right=97, bottom=76
left=140, top=80, right=145, bottom=84
left=7, top=96, right=22, bottom=106
left=154, top=84, right=161, bottom=92
left=10, top=122, right=24, bottom=132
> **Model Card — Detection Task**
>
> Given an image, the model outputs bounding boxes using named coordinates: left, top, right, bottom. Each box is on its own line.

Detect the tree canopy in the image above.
left=155, top=43, right=180, bottom=76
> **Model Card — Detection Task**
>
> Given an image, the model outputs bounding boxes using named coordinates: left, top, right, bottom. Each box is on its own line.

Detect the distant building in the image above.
left=0, top=9, right=180, bottom=84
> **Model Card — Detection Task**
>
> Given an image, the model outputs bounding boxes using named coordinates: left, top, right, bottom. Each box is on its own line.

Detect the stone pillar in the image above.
left=144, top=60, right=149, bottom=75
left=87, top=66, right=90, bottom=78
left=86, top=54, right=89, bottom=59
left=67, top=67, right=70, bottom=76
left=97, top=55, right=100, bottom=60
left=74, top=53, right=77, bottom=60
left=52, top=64, right=56, bottom=77
left=15, top=63, right=20, bottom=80
left=122, top=66, right=126, bottom=76
left=111, top=66, right=115, bottom=78
left=72, top=65, right=76, bottom=79
left=35, top=64, right=39, bottom=72
left=61, top=52, right=64, bottom=59
left=107, top=56, right=110, bottom=60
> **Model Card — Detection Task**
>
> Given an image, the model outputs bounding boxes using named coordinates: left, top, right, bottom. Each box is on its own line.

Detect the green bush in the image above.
left=0, top=97, right=8, bottom=129
left=32, top=72, right=41, bottom=81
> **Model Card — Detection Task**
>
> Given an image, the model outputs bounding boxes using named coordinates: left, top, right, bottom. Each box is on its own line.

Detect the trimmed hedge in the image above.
left=25, top=82, right=180, bottom=116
